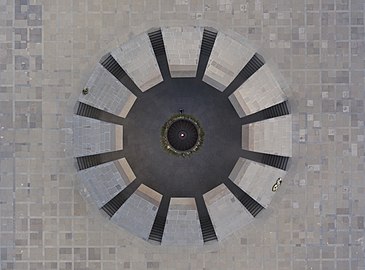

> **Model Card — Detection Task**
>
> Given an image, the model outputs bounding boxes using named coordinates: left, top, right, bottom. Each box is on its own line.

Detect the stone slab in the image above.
left=203, top=184, right=253, bottom=240
left=162, top=26, right=203, bottom=78
left=229, top=158, right=286, bottom=208
left=72, top=115, right=122, bottom=157
left=78, top=63, right=136, bottom=117
left=162, top=198, right=203, bottom=245
left=229, top=65, right=287, bottom=117
left=111, top=184, right=161, bottom=240
left=111, top=33, right=163, bottom=91
left=247, top=115, right=292, bottom=157
left=203, top=32, right=255, bottom=91
left=78, top=160, right=133, bottom=208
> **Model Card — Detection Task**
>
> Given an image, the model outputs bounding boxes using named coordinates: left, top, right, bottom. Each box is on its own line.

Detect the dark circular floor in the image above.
left=123, top=77, right=243, bottom=197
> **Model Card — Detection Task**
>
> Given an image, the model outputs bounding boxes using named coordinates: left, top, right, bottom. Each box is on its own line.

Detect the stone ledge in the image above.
left=135, top=184, right=162, bottom=207
left=169, top=197, right=197, bottom=210
left=115, top=158, right=136, bottom=185
left=118, top=94, right=137, bottom=118
left=115, top=125, right=123, bottom=150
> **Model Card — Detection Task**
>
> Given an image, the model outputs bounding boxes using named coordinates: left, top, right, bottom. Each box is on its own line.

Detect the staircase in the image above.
left=224, top=53, right=265, bottom=96
left=200, top=28, right=217, bottom=57
left=148, top=215, right=167, bottom=243
left=101, top=191, right=130, bottom=217
left=147, top=28, right=171, bottom=79
left=76, top=155, right=100, bottom=170
left=241, top=100, right=290, bottom=125
left=236, top=191, right=264, bottom=217
left=76, top=150, right=124, bottom=171
left=237, top=53, right=265, bottom=81
left=195, top=196, right=218, bottom=243
left=261, top=154, right=289, bottom=171
left=76, top=102, right=100, bottom=118
left=199, top=215, right=218, bottom=243
left=224, top=180, right=264, bottom=217
left=197, top=28, right=218, bottom=78
left=148, top=29, right=166, bottom=57
left=100, top=53, right=128, bottom=81
left=75, top=102, right=124, bottom=125
left=262, top=101, right=290, bottom=119
left=148, top=196, right=170, bottom=244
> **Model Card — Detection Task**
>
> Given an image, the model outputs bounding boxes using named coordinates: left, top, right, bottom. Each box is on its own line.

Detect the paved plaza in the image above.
left=0, top=0, right=364, bottom=269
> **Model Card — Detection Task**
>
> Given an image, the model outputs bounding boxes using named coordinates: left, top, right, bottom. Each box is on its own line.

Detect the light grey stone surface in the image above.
left=203, top=184, right=253, bottom=241
left=229, top=65, right=287, bottom=117
left=162, top=198, right=203, bottom=246
left=111, top=33, right=163, bottom=92
left=78, top=63, right=137, bottom=117
left=162, top=26, right=203, bottom=77
left=203, top=32, right=255, bottom=91
left=78, top=160, right=133, bottom=208
left=111, top=184, right=161, bottom=241
left=72, top=115, right=122, bottom=157
left=2, top=0, right=365, bottom=268
left=229, top=158, right=287, bottom=208
left=247, top=115, right=293, bottom=157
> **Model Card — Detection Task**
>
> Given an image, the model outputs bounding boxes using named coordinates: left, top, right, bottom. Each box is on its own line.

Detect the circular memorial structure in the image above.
left=73, top=26, right=292, bottom=245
